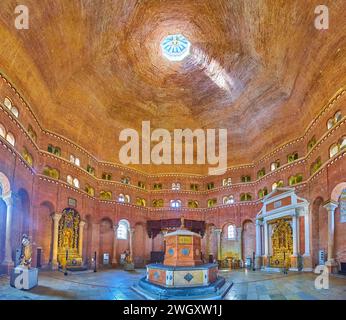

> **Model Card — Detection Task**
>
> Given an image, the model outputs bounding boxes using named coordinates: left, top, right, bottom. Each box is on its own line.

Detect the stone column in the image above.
left=255, top=220, right=262, bottom=269
left=290, top=213, right=299, bottom=270
left=214, top=228, right=222, bottom=261
left=303, top=207, right=312, bottom=271
left=51, top=213, right=62, bottom=269
left=237, top=227, right=242, bottom=261
left=129, top=228, right=135, bottom=263
left=263, top=221, right=269, bottom=267
left=1, top=195, right=14, bottom=267
left=323, top=201, right=339, bottom=273
left=112, top=224, right=119, bottom=266
left=78, top=220, right=86, bottom=257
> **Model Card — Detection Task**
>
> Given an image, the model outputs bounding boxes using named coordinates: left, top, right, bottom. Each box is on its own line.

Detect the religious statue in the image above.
left=19, top=234, right=32, bottom=268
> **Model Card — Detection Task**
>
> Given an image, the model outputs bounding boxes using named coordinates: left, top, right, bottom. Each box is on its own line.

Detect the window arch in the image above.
left=136, top=198, right=146, bottom=207
left=73, top=178, right=80, bottom=188
left=11, top=106, right=19, bottom=118
left=223, top=195, right=234, bottom=205
left=100, top=191, right=112, bottom=200
left=0, top=123, right=5, bottom=138
left=222, top=178, right=232, bottom=186
left=188, top=200, right=199, bottom=208
left=340, top=136, right=346, bottom=150
left=329, top=143, right=339, bottom=158
left=117, top=219, right=129, bottom=240
left=257, top=168, right=266, bottom=179
left=270, top=160, right=280, bottom=172
left=6, top=132, right=15, bottom=146
left=227, top=224, right=236, bottom=240
left=67, top=175, right=73, bottom=185
left=121, top=176, right=130, bottom=184
left=118, top=194, right=125, bottom=202
left=4, top=97, right=12, bottom=109
left=170, top=200, right=181, bottom=208
left=335, top=111, right=342, bottom=123
left=153, top=199, right=164, bottom=207
left=207, top=198, right=217, bottom=207
left=85, top=185, right=95, bottom=196
left=240, top=193, right=252, bottom=201
left=172, top=182, right=181, bottom=190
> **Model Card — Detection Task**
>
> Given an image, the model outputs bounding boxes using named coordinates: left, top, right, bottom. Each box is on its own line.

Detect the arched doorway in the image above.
left=99, top=218, right=113, bottom=266
left=311, top=197, right=328, bottom=267
left=242, top=220, right=256, bottom=263
left=0, top=198, right=6, bottom=264
left=12, top=189, right=30, bottom=250
left=36, top=201, right=54, bottom=267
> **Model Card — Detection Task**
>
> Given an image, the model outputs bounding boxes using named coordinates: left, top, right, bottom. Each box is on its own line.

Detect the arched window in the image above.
left=329, top=143, right=339, bottom=158
left=67, top=175, right=73, bottom=185
left=70, top=155, right=75, bottom=163
left=22, top=148, right=33, bottom=166
left=153, top=199, right=164, bottom=207
left=153, top=183, right=162, bottom=190
left=188, top=200, right=198, bottom=208
left=222, top=178, right=232, bottom=186
left=240, top=193, right=252, bottom=201
left=270, top=160, right=280, bottom=172
left=223, top=195, right=234, bottom=205
left=75, top=158, right=80, bottom=166
left=190, top=183, right=198, bottom=191
left=118, top=194, right=125, bottom=202
left=272, top=182, right=278, bottom=191
left=136, top=198, right=146, bottom=207
left=28, top=125, right=37, bottom=142
left=170, top=200, right=181, bottom=208
left=121, top=176, right=130, bottom=184
left=257, top=168, right=265, bottom=179
left=327, top=118, right=334, bottom=130
left=207, top=198, right=217, bottom=207
left=0, top=123, right=5, bottom=138
left=335, top=111, right=342, bottom=123
left=340, top=136, right=346, bottom=150
left=125, top=195, right=131, bottom=203
left=117, top=220, right=129, bottom=240
left=4, top=97, right=12, bottom=109
left=207, top=182, right=215, bottom=190
left=73, top=178, right=80, bottom=188
left=307, top=136, right=316, bottom=152
left=172, top=183, right=181, bottom=190
left=11, top=106, right=19, bottom=118
left=85, top=185, right=95, bottom=196
left=6, top=132, right=15, bottom=146
left=227, top=225, right=236, bottom=240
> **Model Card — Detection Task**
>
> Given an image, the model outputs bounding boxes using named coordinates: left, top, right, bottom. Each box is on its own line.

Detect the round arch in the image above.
left=331, top=182, right=346, bottom=202
left=0, top=172, right=11, bottom=197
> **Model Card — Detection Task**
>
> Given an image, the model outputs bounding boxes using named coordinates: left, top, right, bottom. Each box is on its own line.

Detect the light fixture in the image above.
left=161, top=34, right=191, bottom=62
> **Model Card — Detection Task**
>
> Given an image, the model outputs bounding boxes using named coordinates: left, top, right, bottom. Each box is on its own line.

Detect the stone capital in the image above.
left=323, top=200, right=338, bottom=212
left=2, top=194, right=13, bottom=206
left=52, top=213, right=62, bottom=222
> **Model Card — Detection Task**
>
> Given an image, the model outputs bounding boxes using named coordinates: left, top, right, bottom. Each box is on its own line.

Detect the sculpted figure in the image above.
left=19, top=234, right=32, bottom=268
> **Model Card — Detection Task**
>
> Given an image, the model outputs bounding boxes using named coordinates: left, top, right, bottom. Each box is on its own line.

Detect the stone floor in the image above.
left=0, top=268, right=345, bottom=300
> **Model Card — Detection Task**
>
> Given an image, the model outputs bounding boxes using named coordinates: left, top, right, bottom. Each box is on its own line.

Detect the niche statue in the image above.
left=19, top=234, right=32, bottom=268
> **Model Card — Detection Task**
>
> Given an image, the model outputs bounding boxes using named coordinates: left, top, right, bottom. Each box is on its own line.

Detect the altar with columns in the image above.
left=255, top=188, right=312, bottom=272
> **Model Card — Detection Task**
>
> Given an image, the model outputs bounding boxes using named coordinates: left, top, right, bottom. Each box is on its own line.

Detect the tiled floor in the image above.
left=0, top=268, right=345, bottom=300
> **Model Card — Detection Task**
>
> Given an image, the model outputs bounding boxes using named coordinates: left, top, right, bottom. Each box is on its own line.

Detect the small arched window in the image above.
left=0, top=123, right=5, bottom=138
left=170, top=200, right=181, bottom=208
left=335, top=111, right=342, bottom=123
left=339, top=136, right=346, bottom=150
left=327, top=118, right=334, bottom=130
left=172, top=183, right=181, bottom=190
left=329, top=143, right=339, bottom=158
left=6, top=132, right=15, bottom=146
left=73, top=178, right=80, bottom=188
left=67, top=175, right=73, bottom=185
left=11, top=106, right=19, bottom=118
left=272, top=182, right=278, bottom=191
left=4, top=97, right=12, bottom=109
left=118, top=194, right=125, bottom=202
left=125, top=195, right=131, bottom=203
left=117, top=220, right=129, bottom=240
left=227, top=225, right=236, bottom=240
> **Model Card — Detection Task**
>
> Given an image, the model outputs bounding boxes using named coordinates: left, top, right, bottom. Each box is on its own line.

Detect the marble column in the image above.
left=302, top=207, right=312, bottom=271
left=78, top=220, right=86, bottom=257
left=255, top=220, right=262, bottom=269
left=323, top=201, right=339, bottom=273
left=1, top=195, right=14, bottom=267
left=51, top=213, right=62, bottom=269
left=290, top=213, right=299, bottom=270
left=214, top=228, right=222, bottom=261
left=263, top=221, right=269, bottom=266
left=129, top=228, right=135, bottom=263
left=112, top=224, right=119, bottom=266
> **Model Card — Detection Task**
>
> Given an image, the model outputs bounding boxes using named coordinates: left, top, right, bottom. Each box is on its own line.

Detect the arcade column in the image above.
left=263, top=220, right=269, bottom=267
left=129, top=228, right=135, bottom=262
left=301, top=207, right=313, bottom=271
left=1, top=194, right=14, bottom=271
left=290, top=212, right=299, bottom=271
left=255, top=220, right=262, bottom=269
left=214, top=228, right=222, bottom=261
left=51, top=213, right=62, bottom=270
left=78, top=220, right=86, bottom=257
left=112, top=224, right=119, bottom=266
left=323, top=201, right=339, bottom=273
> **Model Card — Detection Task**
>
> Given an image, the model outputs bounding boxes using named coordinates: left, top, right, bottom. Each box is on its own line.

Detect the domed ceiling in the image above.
left=0, top=0, right=345, bottom=174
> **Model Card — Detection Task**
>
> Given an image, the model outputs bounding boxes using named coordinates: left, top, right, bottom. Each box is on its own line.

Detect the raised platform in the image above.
left=133, top=276, right=233, bottom=300
left=146, top=263, right=218, bottom=287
